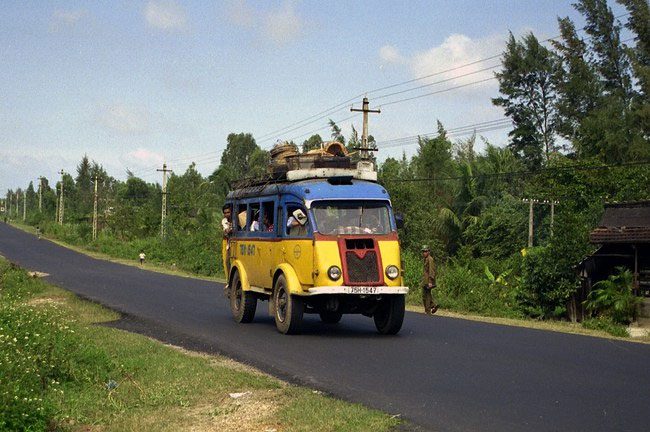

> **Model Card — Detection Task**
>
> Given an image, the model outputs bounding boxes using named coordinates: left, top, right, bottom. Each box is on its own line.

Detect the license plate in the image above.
left=345, top=286, right=377, bottom=294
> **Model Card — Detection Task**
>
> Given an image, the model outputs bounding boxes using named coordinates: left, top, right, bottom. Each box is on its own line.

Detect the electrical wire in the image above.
left=382, top=160, right=650, bottom=183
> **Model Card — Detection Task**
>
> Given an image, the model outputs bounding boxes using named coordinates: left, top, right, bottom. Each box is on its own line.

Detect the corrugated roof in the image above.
left=590, top=201, right=650, bottom=244
left=599, top=201, right=650, bottom=228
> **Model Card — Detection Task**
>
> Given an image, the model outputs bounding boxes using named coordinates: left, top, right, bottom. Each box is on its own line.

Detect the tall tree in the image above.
left=572, top=0, right=646, bottom=162
left=574, top=0, right=633, bottom=101
left=552, top=17, right=601, bottom=147
left=74, top=155, right=93, bottom=221
left=302, top=134, right=323, bottom=153
left=493, top=32, right=559, bottom=169
left=618, top=0, right=650, bottom=141
left=209, top=132, right=268, bottom=198
left=218, top=133, right=259, bottom=174
left=328, top=119, right=345, bottom=144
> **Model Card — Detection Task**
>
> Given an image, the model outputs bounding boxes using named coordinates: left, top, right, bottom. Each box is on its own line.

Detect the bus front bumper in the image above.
left=306, top=286, right=409, bottom=295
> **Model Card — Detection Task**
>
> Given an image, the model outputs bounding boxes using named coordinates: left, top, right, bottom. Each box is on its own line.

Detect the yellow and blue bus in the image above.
left=223, top=176, right=408, bottom=334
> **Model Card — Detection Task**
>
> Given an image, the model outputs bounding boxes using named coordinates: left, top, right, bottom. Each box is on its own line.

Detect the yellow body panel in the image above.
left=230, top=258, right=251, bottom=290
left=378, top=240, right=403, bottom=286
left=313, top=241, right=343, bottom=287
left=223, top=237, right=404, bottom=292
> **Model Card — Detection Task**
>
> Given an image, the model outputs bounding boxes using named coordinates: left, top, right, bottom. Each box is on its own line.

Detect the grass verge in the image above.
left=0, top=258, right=400, bottom=431
left=9, top=221, right=224, bottom=283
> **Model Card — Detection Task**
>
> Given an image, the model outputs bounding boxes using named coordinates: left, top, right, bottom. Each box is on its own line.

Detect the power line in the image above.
left=382, top=160, right=650, bottom=184
left=120, top=13, right=635, bottom=179
left=376, top=118, right=513, bottom=148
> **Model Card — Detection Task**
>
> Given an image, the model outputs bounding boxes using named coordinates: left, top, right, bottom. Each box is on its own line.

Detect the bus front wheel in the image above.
left=273, top=274, right=304, bottom=334
left=230, top=270, right=257, bottom=323
left=373, top=295, right=405, bottom=335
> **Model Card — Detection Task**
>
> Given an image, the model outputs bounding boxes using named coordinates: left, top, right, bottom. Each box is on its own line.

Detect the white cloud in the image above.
left=226, top=0, right=255, bottom=28
left=126, top=148, right=164, bottom=166
left=379, top=44, right=404, bottom=64
left=144, top=0, right=187, bottom=31
left=224, top=1, right=305, bottom=46
left=97, top=104, right=150, bottom=135
left=50, top=9, right=87, bottom=32
left=264, top=2, right=303, bottom=46
left=409, top=33, right=504, bottom=90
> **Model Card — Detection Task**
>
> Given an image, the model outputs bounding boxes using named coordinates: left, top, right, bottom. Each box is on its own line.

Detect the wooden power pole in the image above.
left=522, top=198, right=537, bottom=247
left=58, top=169, right=65, bottom=225
left=92, top=175, right=100, bottom=241
left=157, top=163, right=172, bottom=239
left=38, top=176, right=44, bottom=212
left=523, top=198, right=560, bottom=246
left=22, top=189, right=26, bottom=221
left=350, top=97, right=380, bottom=160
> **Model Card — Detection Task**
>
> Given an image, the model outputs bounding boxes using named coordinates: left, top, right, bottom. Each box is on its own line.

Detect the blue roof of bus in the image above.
left=227, top=179, right=391, bottom=203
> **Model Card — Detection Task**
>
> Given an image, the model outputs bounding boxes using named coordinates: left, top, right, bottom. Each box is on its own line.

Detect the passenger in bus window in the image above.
left=263, top=212, right=274, bottom=232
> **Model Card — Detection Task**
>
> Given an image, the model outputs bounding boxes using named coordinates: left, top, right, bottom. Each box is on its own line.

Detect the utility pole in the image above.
left=350, top=97, right=380, bottom=160
left=548, top=200, right=559, bottom=238
left=157, top=163, right=172, bottom=239
left=22, top=189, right=26, bottom=221
left=38, top=176, right=44, bottom=212
left=523, top=198, right=559, bottom=246
left=92, top=175, right=100, bottom=240
left=58, top=169, right=65, bottom=225
left=522, top=198, right=537, bottom=247
left=54, top=189, right=59, bottom=222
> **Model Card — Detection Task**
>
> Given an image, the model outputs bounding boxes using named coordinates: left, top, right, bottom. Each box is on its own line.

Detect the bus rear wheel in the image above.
left=373, top=295, right=405, bottom=335
left=230, top=270, right=257, bottom=323
left=273, top=274, right=304, bottom=334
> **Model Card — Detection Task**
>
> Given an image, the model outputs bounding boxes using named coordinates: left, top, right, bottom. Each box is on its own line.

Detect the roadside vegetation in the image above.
left=4, top=1, right=649, bottom=337
left=0, top=259, right=399, bottom=431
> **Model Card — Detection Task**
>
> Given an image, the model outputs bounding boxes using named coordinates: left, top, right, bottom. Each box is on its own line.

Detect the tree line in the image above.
left=3, top=0, right=649, bottom=331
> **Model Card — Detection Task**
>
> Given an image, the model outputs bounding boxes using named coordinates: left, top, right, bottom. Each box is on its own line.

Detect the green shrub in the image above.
left=584, top=267, right=640, bottom=325
left=0, top=264, right=114, bottom=432
left=581, top=316, right=629, bottom=337
left=436, top=259, right=520, bottom=317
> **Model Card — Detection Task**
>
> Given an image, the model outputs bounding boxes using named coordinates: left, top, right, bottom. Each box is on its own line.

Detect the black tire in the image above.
left=373, top=295, right=405, bottom=335
left=273, top=274, right=304, bottom=334
left=230, top=270, right=257, bottom=323
left=319, top=310, right=342, bottom=324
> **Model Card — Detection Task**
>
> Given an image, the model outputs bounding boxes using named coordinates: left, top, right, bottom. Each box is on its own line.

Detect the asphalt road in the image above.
left=1, top=223, right=649, bottom=432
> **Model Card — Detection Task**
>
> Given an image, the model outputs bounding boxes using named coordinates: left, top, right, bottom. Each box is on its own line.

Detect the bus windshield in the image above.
left=311, top=201, right=391, bottom=235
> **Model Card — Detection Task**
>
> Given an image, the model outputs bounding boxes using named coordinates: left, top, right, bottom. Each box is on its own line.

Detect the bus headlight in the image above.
left=328, top=266, right=342, bottom=281
left=385, top=265, right=399, bottom=280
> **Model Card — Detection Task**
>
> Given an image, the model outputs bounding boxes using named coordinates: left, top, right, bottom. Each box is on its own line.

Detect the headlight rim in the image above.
left=385, top=265, right=399, bottom=280
left=327, top=265, right=342, bottom=281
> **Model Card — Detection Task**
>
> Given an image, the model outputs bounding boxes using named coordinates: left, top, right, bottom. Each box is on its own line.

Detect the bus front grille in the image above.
left=346, top=251, right=379, bottom=283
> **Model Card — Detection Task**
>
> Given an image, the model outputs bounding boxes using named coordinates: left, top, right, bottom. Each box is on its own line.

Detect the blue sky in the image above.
left=0, top=0, right=629, bottom=191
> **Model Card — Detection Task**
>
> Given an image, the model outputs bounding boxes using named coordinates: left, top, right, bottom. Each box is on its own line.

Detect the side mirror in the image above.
left=395, top=213, right=404, bottom=230
left=293, top=209, right=308, bottom=226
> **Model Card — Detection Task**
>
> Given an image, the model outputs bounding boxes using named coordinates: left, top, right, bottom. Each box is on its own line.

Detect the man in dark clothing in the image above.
left=421, top=245, right=437, bottom=315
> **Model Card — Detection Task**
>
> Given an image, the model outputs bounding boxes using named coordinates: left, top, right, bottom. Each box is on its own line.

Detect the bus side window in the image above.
left=286, top=205, right=308, bottom=237
left=249, top=203, right=261, bottom=232
left=261, top=201, right=275, bottom=233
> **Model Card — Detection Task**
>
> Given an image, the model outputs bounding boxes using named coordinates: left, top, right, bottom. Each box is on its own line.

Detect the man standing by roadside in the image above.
left=422, top=245, right=437, bottom=315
